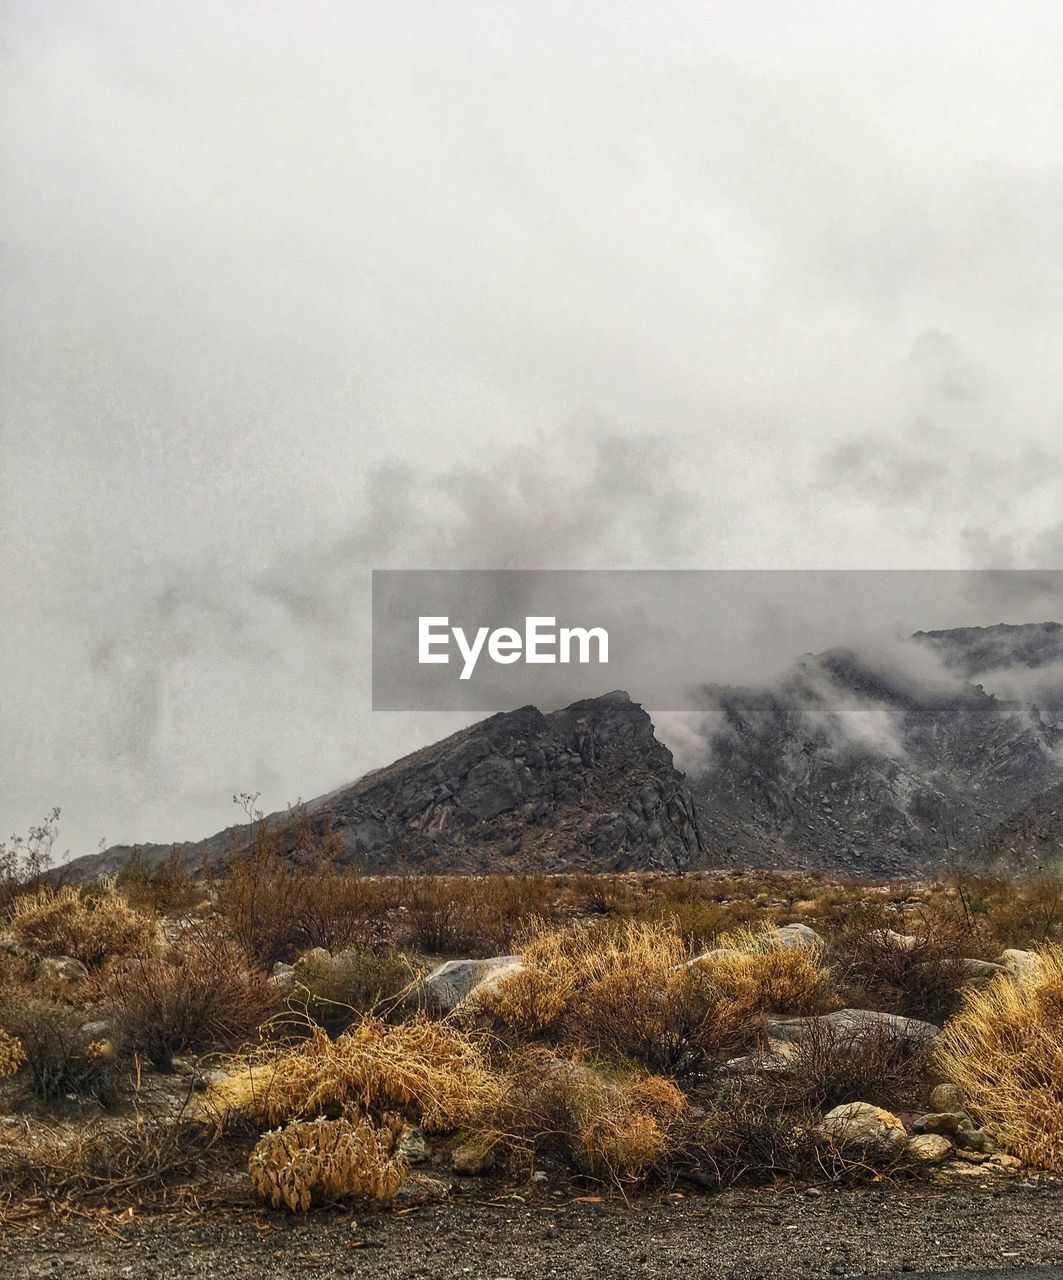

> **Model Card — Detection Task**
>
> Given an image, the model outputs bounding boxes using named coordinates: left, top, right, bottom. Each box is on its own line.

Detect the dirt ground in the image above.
left=2, top=1175, right=1062, bottom=1280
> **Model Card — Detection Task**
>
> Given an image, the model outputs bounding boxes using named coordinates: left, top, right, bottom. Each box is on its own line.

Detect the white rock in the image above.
left=817, top=1102, right=907, bottom=1158
left=417, top=956, right=524, bottom=1014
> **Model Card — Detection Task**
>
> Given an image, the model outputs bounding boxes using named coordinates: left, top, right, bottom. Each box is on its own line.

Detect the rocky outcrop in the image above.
left=689, top=623, right=1063, bottom=877
left=63, top=691, right=704, bottom=878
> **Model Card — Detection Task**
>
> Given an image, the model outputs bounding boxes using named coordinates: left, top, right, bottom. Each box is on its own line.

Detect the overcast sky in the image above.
left=2, top=2, right=1062, bottom=858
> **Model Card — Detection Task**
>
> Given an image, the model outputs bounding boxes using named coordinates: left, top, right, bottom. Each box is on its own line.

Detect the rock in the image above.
left=953, top=1147, right=989, bottom=1164
left=268, top=962, right=297, bottom=995
left=765, top=1008, right=941, bottom=1049
left=998, top=949, right=1042, bottom=983
left=37, top=955, right=89, bottom=985
left=956, top=958, right=1007, bottom=982
left=929, top=1082, right=965, bottom=1112
left=723, top=1047, right=796, bottom=1077
left=817, top=1102, right=907, bottom=1159
left=763, top=923, right=823, bottom=952
left=451, top=1139, right=496, bottom=1175
left=911, top=1112, right=973, bottom=1137
left=987, top=1153, right=1021, bottom=1172
left=868, top=929, right=919, bottom=951
left=397, top=1127, right=428, bottom=1165
left=954, top=1127, right=995, bottom=1154
left=908, top=1133, right=952, bottom=1163
left=417, top=957, right=525, bottom=1014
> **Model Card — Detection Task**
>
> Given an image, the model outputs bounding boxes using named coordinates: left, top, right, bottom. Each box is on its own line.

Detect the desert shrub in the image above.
left=684, top=1090, right=889, bottom=1187
left=115, top=848, right=201, bottom=916
left=100, top=924, right=278, bottom=1071
left=212, top=812, right=382, bottom=966
left=207, top=1016, right=501, bottom=1134
left=746, top=1018, right=933, bottom=1113
left=697, top=928, right=838, bottom=1016
left=0, top=996, right=118, bottom=1103
left=287, top=946, right=417, bottom=1035
left=0, top=1114, right=213, bottom=1209
left=832, top=906, right=981, bottom=1022
left=0, top=1027, right=24, bottom=1078
left=498, top=1048, right=689, bottom=1190
left=937, top=943, right=1063, bottom=1172
left=478, top=921, right=761, bottom=1078
left=7, top=883, right=157, bottom=968
left=971, top=875, right=1063, bottom=949
left=397, top=875, right=559, bottom=957
left=248, top=1113, right=407, bottom=1210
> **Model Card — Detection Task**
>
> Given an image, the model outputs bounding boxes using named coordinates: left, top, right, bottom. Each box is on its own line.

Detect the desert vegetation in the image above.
left=0, top=810, right=1061, bottom=1224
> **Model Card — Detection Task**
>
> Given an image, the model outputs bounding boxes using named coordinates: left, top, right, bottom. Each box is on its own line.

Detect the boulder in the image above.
left=955, top=1127, right=996, bottom=1154
left=998, top=949, right=1042, bottom=983
left=763, top=923, right=823, bottom=952
left=268, top=961, right=297, bottom=996
left=417, top=956, right=525, bottom=1014
left=451, top=1138, right=496, bottom=1175
left=929, top=1082, right=965, bottom=1112
left=908, top=1133, right=952, bottom=1163
left=957, top=958, right=1007, bottom=982
left=765, top=1008, right=940, bottom=1049
left=868, top=929, right=919, bottom=951
left=911, top=1111, right=972, bottom=1137
left=817, top=1103, right=907, bottom=1158
left=37, top=955, right=89, bottom=985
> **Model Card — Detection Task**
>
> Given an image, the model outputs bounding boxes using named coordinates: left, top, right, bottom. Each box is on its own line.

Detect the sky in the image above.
left=2, top=2, right=1062, bottom=859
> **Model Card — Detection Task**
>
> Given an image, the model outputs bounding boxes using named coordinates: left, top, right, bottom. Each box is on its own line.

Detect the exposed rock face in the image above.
left=64, top=691, right=704, bottom=879
left=687, top=623, right=1063, bottom=877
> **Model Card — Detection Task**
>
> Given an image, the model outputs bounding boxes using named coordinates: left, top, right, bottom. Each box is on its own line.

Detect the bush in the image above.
left=498, top=1048, right=689, bottom=1189
left=288, top=947, right=416, bottom=1035
left=477, top=921, right=761, bottom=1078
left=248, top=1114, right=407, bottom=1210
left=833, top=906, right=980, bottom=1022
left=115, top=848, right=201, bottom=916
left=0, top=995, right=118, bottom=1103
left=101, top=924, right=278, bottom=1071
left=697, top=928, right=838, bottom=1016
left=937, top=943, right=1063, bottom=1172
left=0, top=1114, right=212, bottom=1208
left=0, top=1027, right=24, bottom=1078
left=745, top=1017, right=933, bottom=1113
left=206, top=1016, right=501, bottom=1134
left=7, top=883, right=157, bottom=968
left=212, top=812, right=382, bottom=966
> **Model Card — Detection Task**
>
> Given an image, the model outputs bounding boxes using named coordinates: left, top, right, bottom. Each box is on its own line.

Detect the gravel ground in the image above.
left=2, top=1177, right=1062, bottom=1280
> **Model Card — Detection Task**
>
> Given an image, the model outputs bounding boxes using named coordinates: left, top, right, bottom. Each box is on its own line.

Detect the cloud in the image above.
left=2, top=2, right=1063, bottom=853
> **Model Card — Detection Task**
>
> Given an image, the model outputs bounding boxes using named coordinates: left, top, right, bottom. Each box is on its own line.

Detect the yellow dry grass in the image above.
left=248, top=1114, right=408, bottom=1211
left=206, top=1015, right=501, bottom=1133
left=0, top=1028, right=23, bottom=1079
left=937, top=942, right=1063, bottom=1173
left=8, top=882, right=157, bottom=967
left=699, top=926, right=838, bottom=1016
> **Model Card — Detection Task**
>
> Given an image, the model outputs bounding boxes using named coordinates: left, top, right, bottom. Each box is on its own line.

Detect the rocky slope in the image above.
left=63, top=691, right=703, bottom=878
left=689, top=623, right=1063, bottom=876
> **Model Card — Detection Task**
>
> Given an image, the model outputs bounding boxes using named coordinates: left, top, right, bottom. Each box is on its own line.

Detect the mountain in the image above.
left=689, top=623, right=1063, bottom=876
left=62, top=622, right=1063, bottom=882
left=62, top=691, right=703, bottom=879
left=970, top=779, right=1063, bottom=872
